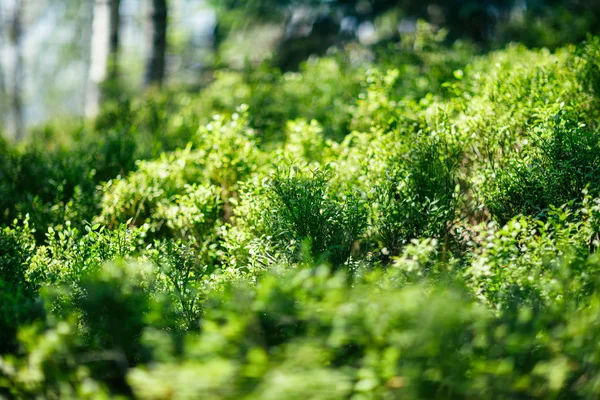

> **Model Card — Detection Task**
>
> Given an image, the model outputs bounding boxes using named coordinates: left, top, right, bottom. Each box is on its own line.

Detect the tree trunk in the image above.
left=108, top=0, right=120, bottom=80
left=86, top=0, right=121, bottom=117
left=0, top=4, right=7, bottom=130
left=10, top=0, right=24, bottom=141
left=144, top=0, right=168, bottom=87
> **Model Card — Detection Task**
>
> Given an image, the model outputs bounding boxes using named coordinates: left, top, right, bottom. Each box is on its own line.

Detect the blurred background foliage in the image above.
left=1, top=0, right=600, bottom=138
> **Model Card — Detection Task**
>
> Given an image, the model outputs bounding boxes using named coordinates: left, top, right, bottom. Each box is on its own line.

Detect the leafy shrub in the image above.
left=1, top=260, right=161, bottom=398
left=373, top=131, right=461, bottom=257
left=0, top=144, right=99, bottom=242
left=147, top=240, right=214, bottom=330
left=0, top=220, right=41, bottom=353
left=484, top=118, right=600, bottom=223
left=97, top=147, right=209, bottom=231
left=126, top=267, right=490, bottom=399
left=73, top=260, right=157, bottom=393
left=266, top=166, right=367, bottom=269
left=153, top=184, right=221, bottom=242
left=28, top=223, right=147, bottom=287
left=576, top=36, right=600, bottom=97
left=282, top=119, right=330, bottom=166
left=195, top=108, right=263, bottom=194
left=199, top=57, right=361, bottom=143
left=0, top=321, right=113, bottom=399
left=464, top=213, right=591, bottom=311
left=219, top=176, right=282, bottom=273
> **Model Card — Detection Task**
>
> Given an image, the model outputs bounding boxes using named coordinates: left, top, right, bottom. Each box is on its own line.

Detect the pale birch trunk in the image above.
left=86, top=0, right=120, bottom=118
left=0, top=3, right=7, bottom=130
left=10, top=0, right=24, bottom=141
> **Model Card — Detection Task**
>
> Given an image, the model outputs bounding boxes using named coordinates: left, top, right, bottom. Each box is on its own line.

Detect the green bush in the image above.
left=483, top=118, right=600, bottom=223
left=97, top=147, right=210, bottom=232
left=266, top=166, right=367, bottom=269
left=464, top=207, right=595, bottom=311
left=373, top=130, right=461, bottom=257
left=147, top=240, right=215, bottom=330
left=0, top=260, right=161, bottom=398
left=28, top=223, right=147, bottom=287
left=0, top=220, right=41, bottom=354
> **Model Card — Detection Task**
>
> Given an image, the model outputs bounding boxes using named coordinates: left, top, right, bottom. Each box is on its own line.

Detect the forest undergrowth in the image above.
left=2, top=24, right=600, bottom=399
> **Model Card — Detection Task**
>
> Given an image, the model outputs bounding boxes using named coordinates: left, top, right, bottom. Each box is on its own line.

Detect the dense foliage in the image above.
left=3, top=23, right=600, bottom=399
